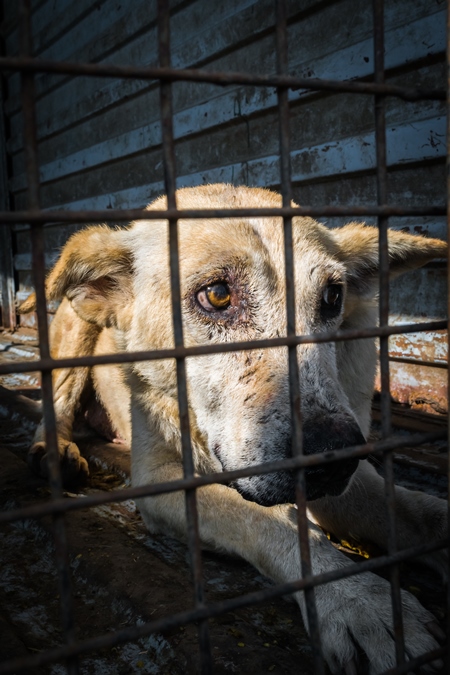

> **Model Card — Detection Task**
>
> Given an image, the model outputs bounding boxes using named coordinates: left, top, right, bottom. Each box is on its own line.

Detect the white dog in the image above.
left=21, top=184, right=447, bottom=673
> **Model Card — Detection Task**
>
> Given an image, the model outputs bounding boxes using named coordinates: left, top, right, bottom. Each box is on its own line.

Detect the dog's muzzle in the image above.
left=231, top=420, right=364, bottom=507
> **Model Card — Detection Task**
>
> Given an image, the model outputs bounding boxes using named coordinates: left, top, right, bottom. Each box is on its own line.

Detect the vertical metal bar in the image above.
left=446, top=0, right=450, bottom=668
left=157, top=3, right=212, bottom=673
left=18, top=2, right=79, bottom=674
left=372, top=0, right=405, bottom=666
left=275, top=1, right=324, bottom=672
left=0, top=226, right=16, bottom=329
left=0, top=70, right=16, bottom=329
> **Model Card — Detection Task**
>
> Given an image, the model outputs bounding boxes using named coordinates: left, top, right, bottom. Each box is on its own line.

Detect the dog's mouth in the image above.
left=223, top=422, right=364, bottom=507
left=230, top=457, right=358, bottom=507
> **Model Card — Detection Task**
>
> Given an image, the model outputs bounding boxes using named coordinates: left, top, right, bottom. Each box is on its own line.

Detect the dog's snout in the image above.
left=230, top=420, right=364, bottom=507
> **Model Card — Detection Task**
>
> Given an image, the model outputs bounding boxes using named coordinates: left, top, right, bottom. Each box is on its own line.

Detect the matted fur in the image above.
left=21, top=184, right=447, bottom=674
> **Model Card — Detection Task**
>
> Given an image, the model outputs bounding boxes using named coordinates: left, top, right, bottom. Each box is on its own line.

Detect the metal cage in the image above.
left=0, top=0, right=448, bottom=673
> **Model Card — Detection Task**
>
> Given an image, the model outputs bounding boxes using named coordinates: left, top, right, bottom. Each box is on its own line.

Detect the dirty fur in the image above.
left=20, top=184, right=447, bottom=674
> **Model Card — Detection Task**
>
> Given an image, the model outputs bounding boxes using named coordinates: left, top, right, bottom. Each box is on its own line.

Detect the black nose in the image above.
left=303, top=420, right=364, bottom=500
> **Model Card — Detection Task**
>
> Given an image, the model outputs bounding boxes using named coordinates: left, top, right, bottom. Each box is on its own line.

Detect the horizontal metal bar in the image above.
left=0, top=535, right=446, bottom=675
left=0, top=205, right=446, bottom=225
left=0, top=429, right=444, bottom=526
left=0, top=320, right=446, bottom=377
left=0, top=56, right=445, bottom=101
left=388, top=355, right=448, bottom=369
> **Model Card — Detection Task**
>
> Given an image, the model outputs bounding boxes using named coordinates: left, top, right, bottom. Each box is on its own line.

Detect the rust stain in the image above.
left=375, top=329, right=448, bottom=414
left=375, top=362, right=448, bottom=414
left=388, top=330, right=447, bottom=363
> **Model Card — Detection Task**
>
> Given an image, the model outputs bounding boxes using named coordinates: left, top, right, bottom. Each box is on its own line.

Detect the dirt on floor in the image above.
left=0, top=327, right=447, bottom=675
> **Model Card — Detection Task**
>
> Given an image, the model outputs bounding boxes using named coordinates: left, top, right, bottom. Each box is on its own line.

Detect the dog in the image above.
left=20, top=184, right=447, bottom=673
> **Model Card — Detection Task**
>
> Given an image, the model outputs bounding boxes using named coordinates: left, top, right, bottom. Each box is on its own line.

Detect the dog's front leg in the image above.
left=28, top=298, right=101, bottom=482
left=307, top=459, right=448, bottom=578
left=133, top=445, right=440, bottom=674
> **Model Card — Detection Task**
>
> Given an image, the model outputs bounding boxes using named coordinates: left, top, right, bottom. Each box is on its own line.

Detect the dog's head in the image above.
left=25, top=184, right=446, bottom=505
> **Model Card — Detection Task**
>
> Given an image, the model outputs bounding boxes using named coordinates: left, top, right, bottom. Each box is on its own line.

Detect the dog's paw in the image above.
left=28, top=440, right=89, bottom=485
left=316, top=572, right=442, bottom=674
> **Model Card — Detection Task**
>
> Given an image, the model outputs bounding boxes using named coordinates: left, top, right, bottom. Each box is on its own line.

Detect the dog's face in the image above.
left=42, top=184, right=447, bottom=506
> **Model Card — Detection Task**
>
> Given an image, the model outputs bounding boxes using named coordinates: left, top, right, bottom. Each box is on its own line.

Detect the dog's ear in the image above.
left=18, top=225, right=133, bottom=328
left=334, top=223, right=447, bottom=296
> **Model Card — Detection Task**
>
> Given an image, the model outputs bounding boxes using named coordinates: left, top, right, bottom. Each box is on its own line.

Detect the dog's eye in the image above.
left=197, top=283, right=231, bottom=311
left=321, top=284, right=343, bottom=318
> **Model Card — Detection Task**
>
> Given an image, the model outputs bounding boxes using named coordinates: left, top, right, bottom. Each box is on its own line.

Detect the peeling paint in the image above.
left=375, top=361, right=448, bottom=413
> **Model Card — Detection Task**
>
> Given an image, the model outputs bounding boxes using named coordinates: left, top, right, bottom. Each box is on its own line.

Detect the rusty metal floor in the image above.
left=0, top=327, right=447, bottom=675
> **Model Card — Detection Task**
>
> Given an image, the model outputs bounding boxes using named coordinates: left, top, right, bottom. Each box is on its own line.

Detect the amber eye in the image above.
left=321, top=284, right=343, bottom=319
left=197, top=283, right=231, bottom=311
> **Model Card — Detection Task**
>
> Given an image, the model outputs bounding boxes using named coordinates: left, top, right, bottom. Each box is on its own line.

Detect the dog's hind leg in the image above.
left=28, top=297, right=101, bottom=483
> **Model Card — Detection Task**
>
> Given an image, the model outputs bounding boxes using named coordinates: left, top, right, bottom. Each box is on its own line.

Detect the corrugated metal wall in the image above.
left=0, top=0, right=447, bottom=411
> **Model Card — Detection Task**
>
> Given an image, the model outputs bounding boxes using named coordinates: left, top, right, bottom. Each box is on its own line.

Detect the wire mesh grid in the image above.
left=0, top=0, right=448, bottom=673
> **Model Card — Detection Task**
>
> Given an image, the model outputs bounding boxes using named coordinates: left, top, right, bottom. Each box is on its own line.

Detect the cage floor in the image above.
left=0, top=327, right=446, bottom=675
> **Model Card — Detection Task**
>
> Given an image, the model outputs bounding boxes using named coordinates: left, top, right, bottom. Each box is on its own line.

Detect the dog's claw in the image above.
left=426, top=622, right=446, bottom=642
left=28, top=439, right=89, bottom=485
left=343, top=659, right=358, bottom=675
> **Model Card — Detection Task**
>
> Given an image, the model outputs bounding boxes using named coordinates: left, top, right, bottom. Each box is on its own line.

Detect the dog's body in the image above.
left=21, top=184, right=447, bottom=673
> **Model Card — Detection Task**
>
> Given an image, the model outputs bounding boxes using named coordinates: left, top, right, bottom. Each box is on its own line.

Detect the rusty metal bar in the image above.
left=0, top=225, right=15, bottom=328
left=373, top=0, right=391, bottom=438
left=0, top=68, right=15, bottom=328
left=447, top=0, right=450, bottom=669
left=0, top=319, right=446, bottom=378
left=0, top=535, right=446, bottom=675
left=18, top=2, right=78, bottom=673
left=275, top=1, right=323, bottom=671
left=0, top=54, right=445, bottom=100
left=0, top=204, right=447, bottom=225
left=373, top=0, right=405, bottom=666
left=157, top=3, right=212, bottom=671
left=388, top=356, right=448, bottom=369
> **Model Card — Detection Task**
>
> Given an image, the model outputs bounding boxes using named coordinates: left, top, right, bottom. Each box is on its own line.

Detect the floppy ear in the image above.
left=18, top=225, right=133, bottom=328
left=334, top=223, right=447, bottom=296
